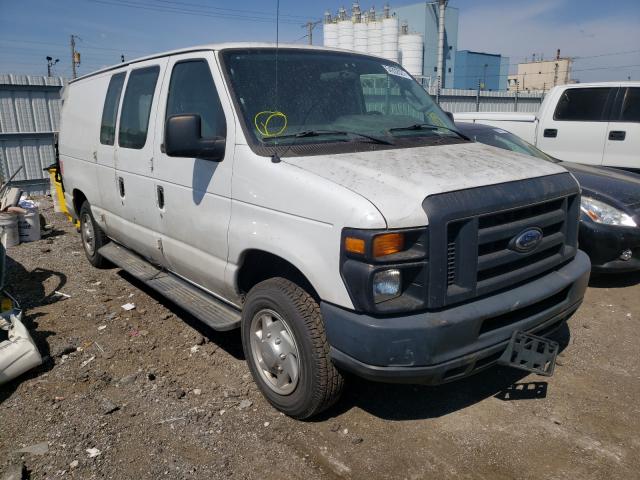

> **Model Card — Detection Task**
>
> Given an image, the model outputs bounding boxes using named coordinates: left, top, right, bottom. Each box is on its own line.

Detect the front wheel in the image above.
left=79, top=201, right=110, bottom=268
left=241, top=278, right=344, bottom=419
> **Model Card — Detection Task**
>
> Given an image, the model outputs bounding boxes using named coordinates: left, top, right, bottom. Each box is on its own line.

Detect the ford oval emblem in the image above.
left=510, top=228, right=543, bottom=253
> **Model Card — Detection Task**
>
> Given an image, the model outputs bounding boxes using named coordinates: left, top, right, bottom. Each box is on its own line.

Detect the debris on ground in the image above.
left=79, top=356, right=95, bottom=368
left=15, top=442, right=49, bottom=455
left=0, top=311, right=43, bottom=385
left=86, top=448, right=101, bottom=458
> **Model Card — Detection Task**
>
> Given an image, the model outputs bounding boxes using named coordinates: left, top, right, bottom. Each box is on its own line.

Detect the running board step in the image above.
left=98, top=243, right=241, bottom=331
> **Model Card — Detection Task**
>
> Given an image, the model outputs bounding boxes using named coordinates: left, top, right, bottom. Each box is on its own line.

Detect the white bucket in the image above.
left=18, top=209, right=41, bottom=243
left=0, top=213, right=20, bottom=248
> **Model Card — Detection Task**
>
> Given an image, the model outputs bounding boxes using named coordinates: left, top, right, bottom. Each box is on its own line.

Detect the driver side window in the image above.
left=166, top=59, right=226, bottom=139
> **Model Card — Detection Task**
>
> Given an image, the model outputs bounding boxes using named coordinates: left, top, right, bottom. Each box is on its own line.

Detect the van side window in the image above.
left=99, top=72, right=126, bottom=145
left=166, top=60, right=226, bottom=139
left=118, top=66, right=160, bottom=149
left=619, top=88, right=640, bottom=123
left=553, top=87, right=612, bottom=122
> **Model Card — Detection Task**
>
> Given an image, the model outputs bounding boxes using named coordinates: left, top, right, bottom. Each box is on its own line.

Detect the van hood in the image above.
left=284, top=142, right=566, bottom=227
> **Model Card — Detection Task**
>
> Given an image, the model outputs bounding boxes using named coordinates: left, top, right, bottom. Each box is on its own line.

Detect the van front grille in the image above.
left=422, top=174, right=581, bottom=309
left=475, top=197, right=571, bottom=294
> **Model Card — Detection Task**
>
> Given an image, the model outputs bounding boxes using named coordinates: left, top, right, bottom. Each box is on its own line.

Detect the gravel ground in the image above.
left=1, top=196, right=639, bottom=479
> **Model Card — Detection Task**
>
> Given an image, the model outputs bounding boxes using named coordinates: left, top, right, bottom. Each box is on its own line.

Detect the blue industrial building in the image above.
left=454, top=50, right=510, bottom=91
left=392, top=2, right=459, bottom=88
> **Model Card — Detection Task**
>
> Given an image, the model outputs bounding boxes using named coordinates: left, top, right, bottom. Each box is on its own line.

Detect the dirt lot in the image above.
left=1, top=197, right=639, bottom=480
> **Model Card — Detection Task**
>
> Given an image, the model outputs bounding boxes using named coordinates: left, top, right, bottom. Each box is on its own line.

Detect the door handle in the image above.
left=118, top=176, right=125, bottom=198
left=543, top=129, right=558, bottom=138
left=156, top=185, right=165, bottom=209
left=608, top=130, right=626, bottom=141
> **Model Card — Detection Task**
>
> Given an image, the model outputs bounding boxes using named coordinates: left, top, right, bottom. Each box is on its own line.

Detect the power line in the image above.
left=86, top=0, right=305, bottom=25
left=574, top=49, right=640, bottom=60
left=151, top=0, right=309, bottom=20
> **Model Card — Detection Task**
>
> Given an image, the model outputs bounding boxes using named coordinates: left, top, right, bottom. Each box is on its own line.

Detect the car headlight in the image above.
left=580, top=196, right=637, bottom=227
left=340, top=227, right=428, bottom=313
left=372, top=269, right=402, bottom=303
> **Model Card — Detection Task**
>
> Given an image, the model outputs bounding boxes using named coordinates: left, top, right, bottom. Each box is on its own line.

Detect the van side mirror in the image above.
left=165, top=114, right=225, bottom=161
left=445, top=111, right=454, bottom=122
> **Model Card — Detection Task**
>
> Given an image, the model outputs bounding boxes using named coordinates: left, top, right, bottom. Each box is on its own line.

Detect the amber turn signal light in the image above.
left=344, top=236, right=366, bottom=255
left=373, top=232, right=405, bottom=257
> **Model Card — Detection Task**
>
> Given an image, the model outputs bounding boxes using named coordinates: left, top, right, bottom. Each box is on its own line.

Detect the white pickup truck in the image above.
left=455, top=82, right=640, bottom=171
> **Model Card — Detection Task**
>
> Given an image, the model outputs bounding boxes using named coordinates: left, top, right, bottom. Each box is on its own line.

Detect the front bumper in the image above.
left=579, top=220, right=640, bottom=272
left=323, top=250, right=590, bottom=385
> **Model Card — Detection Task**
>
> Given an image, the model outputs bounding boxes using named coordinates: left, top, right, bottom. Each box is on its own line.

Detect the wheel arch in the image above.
left=72, top=188, right=88, bottom=218
left=236, top=249, right=320, bottom=301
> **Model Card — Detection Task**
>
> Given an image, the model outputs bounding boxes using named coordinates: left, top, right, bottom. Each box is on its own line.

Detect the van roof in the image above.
left=70, top=42, right=376, bottom=83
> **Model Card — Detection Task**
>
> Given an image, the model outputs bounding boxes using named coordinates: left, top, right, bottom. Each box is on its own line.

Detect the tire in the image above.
left=79, top=201, right=110, bottom=268
left=241, top=278, right=344, bottom=419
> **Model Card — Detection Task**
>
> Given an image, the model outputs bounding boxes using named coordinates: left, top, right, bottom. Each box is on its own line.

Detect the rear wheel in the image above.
left=241, top=278, right=344, bottom=419
left=79, top=201, right=110, bottom=268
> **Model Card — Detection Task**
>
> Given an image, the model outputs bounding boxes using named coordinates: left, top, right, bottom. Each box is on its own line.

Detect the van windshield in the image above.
left=221, top=49, right=462, bottom=154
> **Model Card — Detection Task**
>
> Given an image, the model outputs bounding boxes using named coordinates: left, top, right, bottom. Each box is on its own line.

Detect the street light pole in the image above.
left=46, top=56, right=59, bottom=77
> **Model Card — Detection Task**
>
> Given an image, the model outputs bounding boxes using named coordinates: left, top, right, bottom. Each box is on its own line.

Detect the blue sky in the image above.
left=1, top=0, right=639, bottom=82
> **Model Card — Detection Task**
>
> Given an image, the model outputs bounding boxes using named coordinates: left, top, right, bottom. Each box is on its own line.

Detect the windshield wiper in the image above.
left=388, top=123, right=470, bottom=141
left=266, top=129, right=394, bottom=145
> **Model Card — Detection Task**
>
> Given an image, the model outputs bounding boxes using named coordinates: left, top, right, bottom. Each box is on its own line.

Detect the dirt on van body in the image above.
left=1, top=196, right=639, bottom=480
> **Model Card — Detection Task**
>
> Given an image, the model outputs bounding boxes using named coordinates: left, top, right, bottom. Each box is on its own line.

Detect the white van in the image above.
left=59, top=43, right=591, bottom=418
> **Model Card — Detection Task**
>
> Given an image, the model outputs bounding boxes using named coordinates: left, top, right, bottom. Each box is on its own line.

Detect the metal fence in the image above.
left=426, top=86, right=545, bottom=113
left=0, top=74, right=65, bottom=195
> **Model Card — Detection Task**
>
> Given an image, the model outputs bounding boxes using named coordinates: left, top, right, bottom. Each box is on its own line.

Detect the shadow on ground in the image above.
left=589, top=271, right=640, bottom=289
left=0, top=257, right=63, bottom=404
left=117, top=270, right=244, bottom=360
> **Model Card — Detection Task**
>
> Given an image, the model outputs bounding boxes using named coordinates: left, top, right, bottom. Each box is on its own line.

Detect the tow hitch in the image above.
left=498, top=331, right=559, bottom=377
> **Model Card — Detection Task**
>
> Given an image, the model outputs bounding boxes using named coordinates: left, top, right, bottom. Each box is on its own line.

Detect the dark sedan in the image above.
left=456, top=121, right=640, bottom=272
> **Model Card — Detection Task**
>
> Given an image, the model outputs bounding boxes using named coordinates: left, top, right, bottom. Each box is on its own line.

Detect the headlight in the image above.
left=580, top=196, right=636, bottom=227
left=340, top=227, right=428, bottom=313
left=373, top=269, right=401, bottom=303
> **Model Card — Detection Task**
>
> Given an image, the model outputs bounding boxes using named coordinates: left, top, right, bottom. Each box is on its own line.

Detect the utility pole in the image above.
left=70, top=34, right=81, bottom=79
left=302, top=20, right=321, bottom=45
left=482, top=63, right=488, bottom=90
left=436, top=0, right=447, bottom=89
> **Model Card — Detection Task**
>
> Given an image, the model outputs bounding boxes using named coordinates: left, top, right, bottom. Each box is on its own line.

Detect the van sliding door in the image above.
left=113, top=59, right=168, bottom=266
